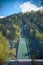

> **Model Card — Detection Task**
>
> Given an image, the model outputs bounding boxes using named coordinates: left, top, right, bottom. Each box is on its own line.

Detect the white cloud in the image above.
left=40, top=6, right=43, bottom=11
left=20, top=1, right=43, bottom=13
left=0, top=16, right=5, bottom=18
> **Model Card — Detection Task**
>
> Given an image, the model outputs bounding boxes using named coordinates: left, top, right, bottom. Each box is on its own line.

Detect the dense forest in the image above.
left=0, top=10, right=43, bottom=61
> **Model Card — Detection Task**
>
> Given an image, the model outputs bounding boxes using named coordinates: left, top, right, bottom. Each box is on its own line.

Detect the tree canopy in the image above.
left=0, top=32, right=10, bottom=62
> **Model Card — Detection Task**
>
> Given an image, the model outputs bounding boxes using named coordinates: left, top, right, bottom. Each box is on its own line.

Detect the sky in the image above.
left=0, top=0, right=43, bottom=18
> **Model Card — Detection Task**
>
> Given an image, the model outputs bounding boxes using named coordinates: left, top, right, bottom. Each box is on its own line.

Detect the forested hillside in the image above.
left=0, top=10, right=43, bottom=59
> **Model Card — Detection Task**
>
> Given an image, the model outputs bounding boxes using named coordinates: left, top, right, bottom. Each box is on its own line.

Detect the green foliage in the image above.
left=0, top=32, right=10, bottom=62
left=35, top=29, right=43, bottom=40
left=0, top=10, right=43, bottom=59
left=35, top=29, right=40, bottom=40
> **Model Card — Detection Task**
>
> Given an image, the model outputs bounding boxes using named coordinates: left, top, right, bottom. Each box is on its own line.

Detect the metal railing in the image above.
left=9, top=59, right=43, bottom=62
